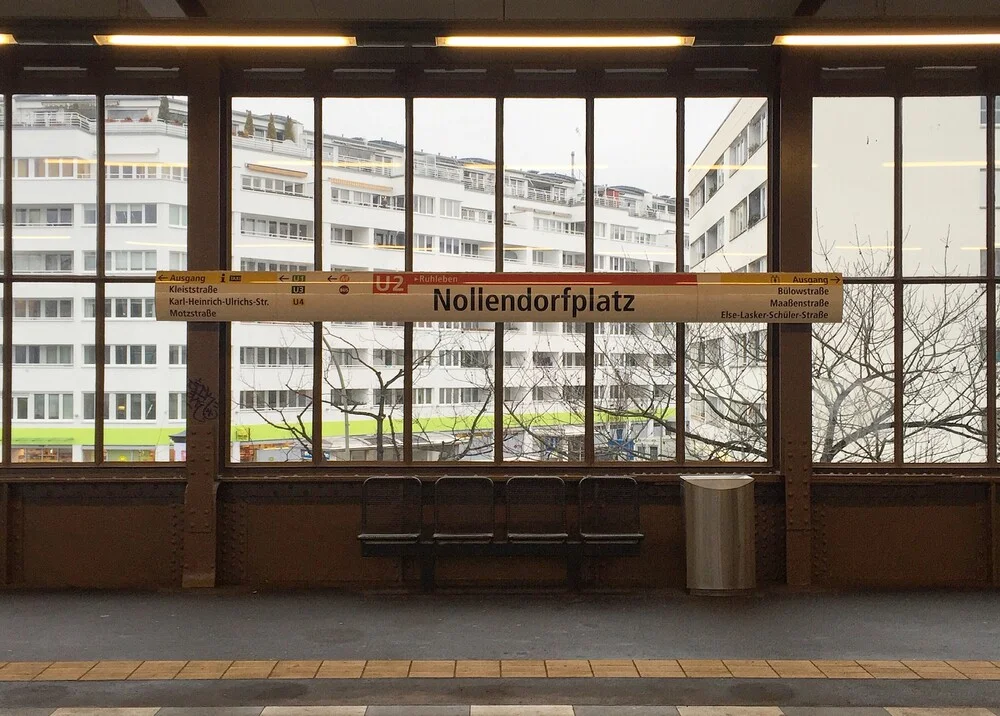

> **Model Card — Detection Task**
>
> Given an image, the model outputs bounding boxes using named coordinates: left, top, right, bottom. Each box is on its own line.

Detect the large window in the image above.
left=103, top=96, right=187, bottom=462
left=501, top=98, right=587, bottom=462
left=594, top=98, right=677, bottom=462
left=412, top=99, right=497, bottom=462
left=813, top=95, right=989, bottom=464
left=229, top=97, right=315, bottom=463
left=8, top=95, right=99, bottom=462
left=685, top=98, right=769, bottom=461
left=0, top=94, right=189, bottom=463
left=218, top=90, right=776, bottom=466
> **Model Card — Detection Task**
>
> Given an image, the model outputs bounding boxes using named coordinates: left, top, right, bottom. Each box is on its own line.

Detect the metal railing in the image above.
left=415, top=164, right=462, bottom=182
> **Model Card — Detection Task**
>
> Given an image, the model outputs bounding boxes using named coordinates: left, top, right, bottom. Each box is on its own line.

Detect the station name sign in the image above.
left=155, top=271, right=843, bottom=323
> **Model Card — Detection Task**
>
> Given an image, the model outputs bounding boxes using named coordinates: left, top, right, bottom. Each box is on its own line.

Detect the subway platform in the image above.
left=0, top=589, right=999, bottom=713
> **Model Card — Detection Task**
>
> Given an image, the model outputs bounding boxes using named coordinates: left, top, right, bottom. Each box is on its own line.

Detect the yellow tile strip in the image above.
left=128, top=661, right=188, bottom=680
left=589, top=659, right=640, bottom=678
left=175, top=660, right=232, bottom=680
left=35, top=662, right=98, bottom=681
left=409, top=660, right=456, bottom=678
left=4, top=658, right=1000, bottom=681
left=222, top=660, right=278, bottom=679
left=78, top=661, right=142, bottom=681
left=362, top=660, right=411, bottom=678
left=456, top=660, right=501, bottom=678
left=0, top=662, right=52, bottom=681
left=270, top=660, right=323, bottom=679
left=316, top=660, right=366, bottom=679
left=545, top=660, right=593, bottom=678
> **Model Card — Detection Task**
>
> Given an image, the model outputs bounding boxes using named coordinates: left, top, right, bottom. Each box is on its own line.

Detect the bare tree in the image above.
left=236, top=323, right=496, bottom=462
left=812, top=214, right=987, bottom=463
left=236, top=220, right=986, bottom=464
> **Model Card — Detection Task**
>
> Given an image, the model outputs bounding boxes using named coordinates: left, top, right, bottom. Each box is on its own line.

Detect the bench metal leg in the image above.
left=567, top=553, right=582, bottom=590
left=420, top=554, right=436, bottom=592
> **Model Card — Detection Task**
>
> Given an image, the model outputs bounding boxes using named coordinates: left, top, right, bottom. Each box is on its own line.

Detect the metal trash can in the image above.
left=681, top=475, right=755, bottom=595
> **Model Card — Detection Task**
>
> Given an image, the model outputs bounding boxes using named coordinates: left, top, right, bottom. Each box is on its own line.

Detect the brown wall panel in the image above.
left=240, top=502, right=398, bottom=586
left=592, top=504, right=685, bottom=588
left=812, top=484, right=991, bottom=587
left=217, top=483, right=401, bottom=587
left=15, top=484, right=183, bottom=588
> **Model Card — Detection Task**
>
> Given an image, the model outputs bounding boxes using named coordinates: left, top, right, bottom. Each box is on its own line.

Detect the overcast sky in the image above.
left=239, top=97, right=739, bottom=195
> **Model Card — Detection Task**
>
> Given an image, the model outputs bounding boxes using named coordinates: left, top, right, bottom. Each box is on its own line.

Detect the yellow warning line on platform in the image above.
left=1, top=659, right=1000, bottom=681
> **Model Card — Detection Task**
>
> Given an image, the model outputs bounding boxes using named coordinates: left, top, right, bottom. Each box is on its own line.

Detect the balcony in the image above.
left=14, top=111, right=93, bottom=131
left=504, top=186, right=575, bottom=205
left=235, top=133, right=311, bottom=158
left=463, top=179, right=496, bottom=194
left=415, top=164, right=462, bottom=183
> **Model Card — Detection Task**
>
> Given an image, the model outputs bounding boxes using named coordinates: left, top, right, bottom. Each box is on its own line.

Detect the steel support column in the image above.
left=776, top=53, right=814, bottom=586
left=182, top=57, right=224, bottom=588
left=0, top=484, right=7, bottom=586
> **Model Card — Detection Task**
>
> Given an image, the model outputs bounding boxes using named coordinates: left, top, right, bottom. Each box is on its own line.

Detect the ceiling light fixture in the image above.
left=94, top=34, right=357, bottom=48
left=436, top=35, right=694, bottom=48
left=775, top=33, right=1000, bottom=47
left=0, top=33, right=16, bottom=45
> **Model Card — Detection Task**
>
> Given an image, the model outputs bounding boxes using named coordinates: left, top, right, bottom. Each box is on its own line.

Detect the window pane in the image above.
left=413, top=98, right=495, bottom=272
left=594, top=98, right=677, bottom=461
left=105, top=284, right=181, bottom=460
left=94, top=96, right=188, bottom=460
left=813, top=284, right=895, bottom=462
left=813, top=97, right=893, bottom=276
left=903, top=96, right=984, bottom=277
left=0, top=285, right=3, bottom=458
left=232, top=321, right=313, bottom=463
left=684, top=98, right=768, bottom=461
left=233, top=97, right=315, bottom=271
left=685, top=322, right=767, bottom=461
left=996, top=110, right=1000, bottom=463
left=501, top=99, right=585, bottom=461
left=11, top=283, right=94, bottom=462
left=685, top=98, right=768, bottom=273
left=12, top=96, right=96, bottom=278
left=410, top=98, right=497, bottom=461
left=903, top=284, right=986, bottom=461
left=319, top=97, right=406, bottom=462
left=320, top=324, right=402, bottom=462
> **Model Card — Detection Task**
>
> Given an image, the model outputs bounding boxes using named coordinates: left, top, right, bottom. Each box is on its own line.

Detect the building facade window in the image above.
left=13, top=298, right=72, bottom=319
left=84, top=298, right=155, bottom=319
left=13, top=345, right=73, bottom=365
left=14, top=393, right=73, bottom=421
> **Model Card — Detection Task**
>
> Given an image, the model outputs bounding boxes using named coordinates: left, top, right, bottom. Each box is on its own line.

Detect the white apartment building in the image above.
left=3, top=95, right=680, bottom=463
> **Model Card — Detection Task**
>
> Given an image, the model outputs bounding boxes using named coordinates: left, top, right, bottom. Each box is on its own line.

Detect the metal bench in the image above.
left=359, top=475, right=642, bottom=590
left=433, top=475, right=495, bottom=543
left=358, top=476, right=423, bottom=552
left=579, top=476, right=644, bottom=554
left=506, top=476, right=568, bottom=543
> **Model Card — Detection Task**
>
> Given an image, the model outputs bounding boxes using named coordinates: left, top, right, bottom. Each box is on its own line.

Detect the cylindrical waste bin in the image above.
left=681, top=475, right=755, bottom=595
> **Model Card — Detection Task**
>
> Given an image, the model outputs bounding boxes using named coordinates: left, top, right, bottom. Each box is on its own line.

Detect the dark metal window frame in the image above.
left=0, top=40, right=998, bottom=479
left=0, top=47, right=190, bottom=476
left=220, top=47, right=776, bottom=474
left=806, top=50, right=1000, bottom=475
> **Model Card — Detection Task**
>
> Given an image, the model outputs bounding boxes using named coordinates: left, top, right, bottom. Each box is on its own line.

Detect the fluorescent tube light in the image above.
left=775, top=33, right=1000, bottom=47
left=94, top=34, right=357, bottom=48
left=436, top=35, right=694, bottom=48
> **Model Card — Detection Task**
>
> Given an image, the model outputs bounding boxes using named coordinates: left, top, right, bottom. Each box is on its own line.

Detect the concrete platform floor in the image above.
left=1, top=589, right=998, bottom=662
left=2, top=589, right=999, bottom=711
